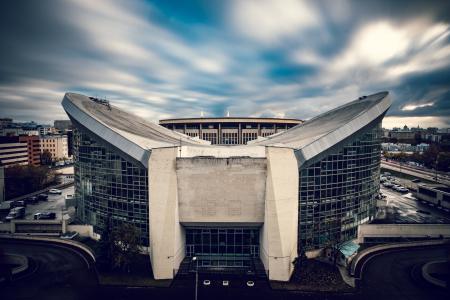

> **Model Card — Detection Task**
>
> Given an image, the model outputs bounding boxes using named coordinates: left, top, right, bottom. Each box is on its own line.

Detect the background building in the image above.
left=63, top=91, right=391, bottom=282
left=38, top=125, right=56, bottom=136
left=0, top=136, right=29, bottom=167
left=159, top=117, right=302, bottom=144
left=54, top=120, right=72, bottom=133
left=40, top=135, right=69, bottom=161
left=18, top=135, right=40, bottom=166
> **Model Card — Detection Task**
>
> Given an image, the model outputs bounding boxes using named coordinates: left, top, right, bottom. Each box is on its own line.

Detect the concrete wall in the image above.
left=177, top=157, right=266, bottom=224
left=0, top=167, right=4, bottom=203
left=67, top=224, right=100, bottom=240
left=260, top=147, right=299, bottom=281
left=148, top=147, right=184, bottom=279
left=357, top=224, right=450, bottom=243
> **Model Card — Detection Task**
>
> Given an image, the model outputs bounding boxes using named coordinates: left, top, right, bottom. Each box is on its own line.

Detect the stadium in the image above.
left=62, top=91, right=391, bottom=281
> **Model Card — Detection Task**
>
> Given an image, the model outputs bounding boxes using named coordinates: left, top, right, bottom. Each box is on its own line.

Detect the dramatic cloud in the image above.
left=0, top=0, right=449, bottom=128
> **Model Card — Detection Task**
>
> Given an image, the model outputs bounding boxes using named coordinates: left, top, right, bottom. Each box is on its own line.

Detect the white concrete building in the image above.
left=62, top=91, right=391, bottom=281
left=40, top=135, right=69, bottom=161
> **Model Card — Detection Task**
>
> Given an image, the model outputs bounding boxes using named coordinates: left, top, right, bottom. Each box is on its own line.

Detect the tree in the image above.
left=110, top=223, right=140, bottom=272
left=97, top=216, right=113, bottom=271
left=40, top=150, right=53, bottom=165
left=5, top=165, right=55, bottom=199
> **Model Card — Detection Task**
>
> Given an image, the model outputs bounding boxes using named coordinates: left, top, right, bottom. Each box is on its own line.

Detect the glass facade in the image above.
left=185, top=227, right=260, bottom=267
left=73, top=128, right=149, bottom=246
left=298, top=122, right=382, bottom=251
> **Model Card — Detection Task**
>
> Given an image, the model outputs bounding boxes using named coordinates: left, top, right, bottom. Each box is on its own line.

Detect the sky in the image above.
left=0, top=0, right=449, bottom=129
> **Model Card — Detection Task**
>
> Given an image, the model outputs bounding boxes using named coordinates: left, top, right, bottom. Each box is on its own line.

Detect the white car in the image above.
left=396, top=187, right=409, bottom=193
left=65, top=194, right=74, bottom=200
left=48, top=189, right=62, bottom=195
left=222, top=280, right=229, bottom=286
left=203, top=280, right=211, bottom=286
left=246, top=281, right=255, bottom=287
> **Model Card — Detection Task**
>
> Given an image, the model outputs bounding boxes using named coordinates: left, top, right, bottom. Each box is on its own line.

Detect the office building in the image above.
left=0, top=136, right=29, bottom=167
left=18, top=135, right=41, bottom=166
left=40, top=135, right=69, bottom=161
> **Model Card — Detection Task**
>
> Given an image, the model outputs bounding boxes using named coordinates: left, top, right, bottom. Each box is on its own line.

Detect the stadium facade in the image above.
left=159, top=117, right=302, bottom=144
left=62, top=91, right=391, bottom=281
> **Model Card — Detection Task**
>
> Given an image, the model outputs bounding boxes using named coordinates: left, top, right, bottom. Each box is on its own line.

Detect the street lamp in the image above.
left=192, top=256, right=198, bottom=300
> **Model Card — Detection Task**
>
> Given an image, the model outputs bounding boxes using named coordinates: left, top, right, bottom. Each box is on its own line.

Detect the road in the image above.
left=1, top=238, right=98, bottom=300
left=2, top=238, right=449, bottom=300
left=381, top=161, right=450, bottom=186
left=377, top=186, right=450, bottom=224
left=359, top=245, right=450, bottom=300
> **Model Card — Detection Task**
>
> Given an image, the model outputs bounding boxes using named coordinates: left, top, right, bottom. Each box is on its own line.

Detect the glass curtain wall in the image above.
left=185, top=227, right=260, bottom=267
left=298, top=122, right=382, bottom=251
left=73, top=128, right=149, bottom=246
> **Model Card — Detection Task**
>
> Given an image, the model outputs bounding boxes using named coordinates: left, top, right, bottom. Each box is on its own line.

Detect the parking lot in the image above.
left=25, top=185, right=75, bottom=220
left=1, top=184, right=75, bottom=223
left=376, top=174, right=450, bottom=224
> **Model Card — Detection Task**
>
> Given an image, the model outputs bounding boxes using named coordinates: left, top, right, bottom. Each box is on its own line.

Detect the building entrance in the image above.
left=185, top=227, right=260, bottom=268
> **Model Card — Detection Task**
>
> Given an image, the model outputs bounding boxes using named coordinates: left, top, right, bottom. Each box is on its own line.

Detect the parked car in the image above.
left=25, top=196, right=38, bottom=205
left=391, top=184, right=402, bottom=190
left=11, top=200, right=26, bottom=208
left=37, top=193, right=48, bottom=201
left=396, top=187, right=409, bottom=193
left=382, top=182, right=393, bottom=188
left=222, top=280, right=229, bottom=286
left=34, top=212, right=56, bottom=220
left=246, top=281, right=255, bottom=287
left=6, top=207, right=25, bottom=221
left=48, top=189, right=62, bottom=195
left=0, top=201, right=13, bottom=211
left=203, top=280, right=211, bottom=286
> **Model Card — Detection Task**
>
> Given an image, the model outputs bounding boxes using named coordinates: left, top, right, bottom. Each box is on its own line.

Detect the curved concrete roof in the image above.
left=62, top=91, right=391, bottom=168
left=251, top=91, right=391, bottom=165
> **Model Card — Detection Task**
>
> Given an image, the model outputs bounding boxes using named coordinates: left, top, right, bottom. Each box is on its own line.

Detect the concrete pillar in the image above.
left=62, top=219, right=67, bottom=233
left=260, top=146, right=299, bottom=281
left=238, top=123, right=242, bottom=144
left=148, top=147, right=185, bottom=279
left=0, top=167, right=4, bottom=203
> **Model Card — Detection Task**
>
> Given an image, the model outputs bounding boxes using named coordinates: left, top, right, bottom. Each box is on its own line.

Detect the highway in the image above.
left=381, top=160, right=450, bottom=186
